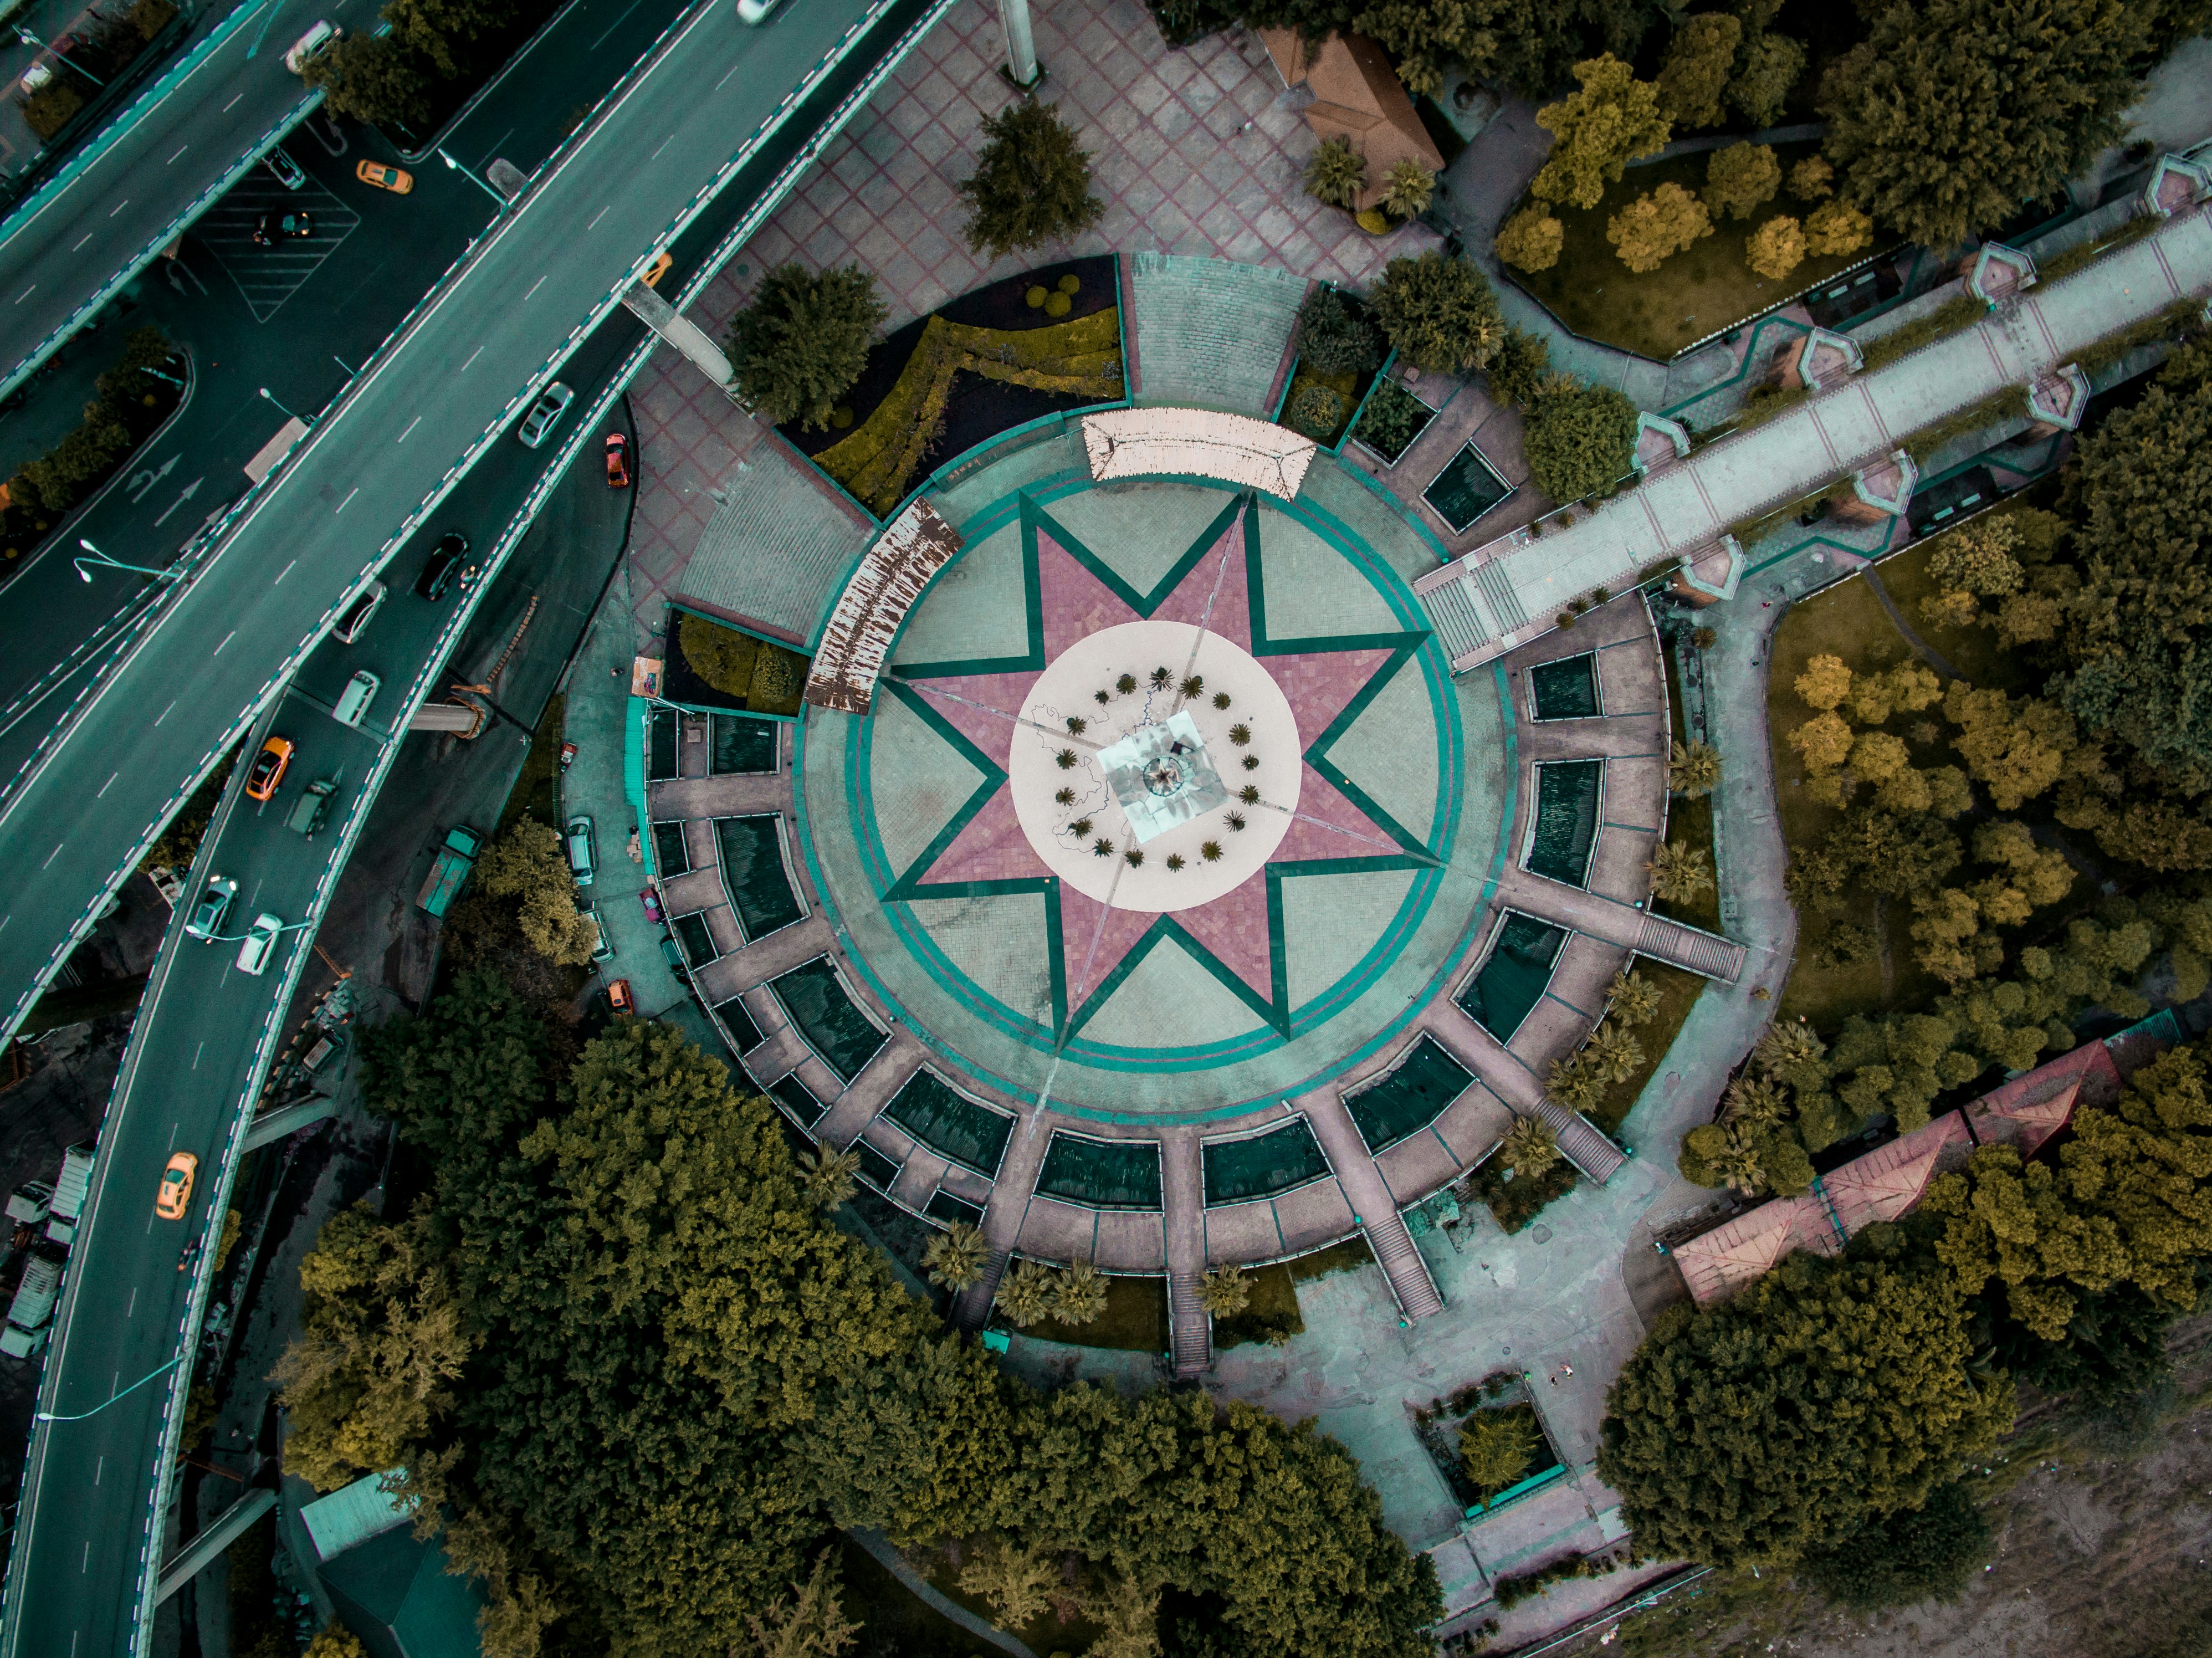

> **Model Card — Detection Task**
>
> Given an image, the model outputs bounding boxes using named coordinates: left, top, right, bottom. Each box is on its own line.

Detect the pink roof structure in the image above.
left=1673, top=1041, right=2126, bottom=1305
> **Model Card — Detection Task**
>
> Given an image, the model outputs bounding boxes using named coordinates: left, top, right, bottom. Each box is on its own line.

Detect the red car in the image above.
left=559, top=740, right=578, bottom=771
left=639, top=887, right=664, bottom=924
left=607, top=979, right=634, bottom=1016
left=605, top=432, right=631, bottom=488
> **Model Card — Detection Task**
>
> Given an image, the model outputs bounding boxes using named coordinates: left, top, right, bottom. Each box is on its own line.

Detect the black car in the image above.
left=414, top=532, right=468, bottom=600
left=252, top=209, right=314, bottom=246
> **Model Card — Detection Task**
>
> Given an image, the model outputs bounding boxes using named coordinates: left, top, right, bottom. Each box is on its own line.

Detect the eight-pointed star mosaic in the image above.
left=878, top=489, right=1443, bottom=1050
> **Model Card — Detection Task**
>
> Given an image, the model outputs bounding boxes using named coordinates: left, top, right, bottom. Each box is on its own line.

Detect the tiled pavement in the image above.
left=619, top=0, right=1444, bottom=652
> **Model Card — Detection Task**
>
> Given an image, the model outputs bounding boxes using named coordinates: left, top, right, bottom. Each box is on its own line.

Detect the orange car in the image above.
left=245, top=736, right=294, bottom=802
left=156, top=1152, right=197, bottom=1220
left=355, top=159, right=413, bottom=193
left=607, top=979, right=635, bottom=1016
left=642, top=250, right=672, bottom=288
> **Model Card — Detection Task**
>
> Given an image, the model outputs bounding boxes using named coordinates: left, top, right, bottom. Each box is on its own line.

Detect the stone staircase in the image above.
left=1169, top=1271, right=1211, bottom=1378
left=1636, top=912, right=1749, bottom=981
left=954, top=1248, right=1011, bottom=1331
left=1363, top=1209, right=1445, bottom=1320
left=1530, top=1099, right=1629, bottom=1183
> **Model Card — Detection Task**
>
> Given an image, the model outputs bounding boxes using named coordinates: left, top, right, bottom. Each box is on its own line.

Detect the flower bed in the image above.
left=784, top=254, right=1125, bottom=518
left=664, top=608, right=810, bottom=718
left=1351, top=378, right=1434, bottom=463
left=1412, top=1375, right=1567, bottom=1514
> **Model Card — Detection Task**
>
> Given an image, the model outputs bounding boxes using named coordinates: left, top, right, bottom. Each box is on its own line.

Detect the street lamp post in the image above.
left=257, top=384, right=310, bottom=427
left=74, top=539, right=181, bottom=584
left=997, top=0, right=1041, bottom=88
left=439, top=148, right=509, bottom=209
left=16, top=25, right=105, bottom=88
left=36, top=1354, right=180, bottom=1423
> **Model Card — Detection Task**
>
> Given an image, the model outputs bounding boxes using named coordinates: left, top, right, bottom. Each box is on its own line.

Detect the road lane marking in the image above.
left=588, top=205, right=610, bottom=229
left=108, top=199, right=128, bottom=217
left=125, top=1288, right=136, bottom=1318
left=399, top=415, right=422, bottom=440
left=82, top=1542, right=89, bottom=1572
left=716, top=62, right=739, bottom=89
left=13, top=284, right=32, bottom=305
left=193, top=1042, right=203, bottom=1068
left=275, top=559, right=296, bottom=585
left=651, top=132, right=675, bottom=160
left=94, top=1455, right=103, bottom=1484
left=41, top=841, right=62, bottom=868
left=95, top=771, right=117, bottom=797
left=169, top=1122, right=178, bottom=1148
left=463, top=345, right=484, bottom=371
left=213, top=629, right=236, bottom=656
left=337, top=485, right=359, bottom=513
left=167, top=145, right=188, bottom=164
left=155, top=698, right=176, bottom=724
left=71, top=233, right=91, bottom=252
left=223, top=91, right=243, bottom=111
left=525, top=274, right=547, bottom=300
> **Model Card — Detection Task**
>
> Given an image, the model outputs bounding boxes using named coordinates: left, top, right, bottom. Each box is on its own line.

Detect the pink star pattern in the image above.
left=885, top=496, right=1426, bottom=1041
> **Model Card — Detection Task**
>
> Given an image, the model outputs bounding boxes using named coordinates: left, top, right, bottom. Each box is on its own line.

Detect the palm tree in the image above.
left=1719, top=1075, right=1789, bottom=1130
left=1544, top=1053, right=1606, bottom=1112
left=797, top=1139, right=858, bottom=1209
left=1499, top=1116, right=1559, bottom=1179
left=1052, top=1261, right=1109, bottom=1326
left=1196, top=1265, right=1250, bottom=1317
left=1303, top=135, right=1366, bottom=208
left=1646, top=840, right=1714, bottom=905
left=1584, top=1020, right=1644, bottom=1084
left=1606, top=968, right=1661, bottom=1027
left=1709, top=1127, right=1767, bottom=1195
left=923, top=1221, right=987, bottom=1291
left=1669, top=739, right=1722, bottom=798
left=1755, top=1021, right=1827, bottom=1080
left=1458, top=1408, right=1540, bottom=1508
left=994, top=1260, right=1057, bottom=1328
left=1380, top=157, right=1435, bottom=219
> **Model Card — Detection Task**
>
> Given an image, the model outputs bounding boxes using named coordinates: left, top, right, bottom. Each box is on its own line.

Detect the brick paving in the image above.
left=618, top=0, right=1443, bottom=649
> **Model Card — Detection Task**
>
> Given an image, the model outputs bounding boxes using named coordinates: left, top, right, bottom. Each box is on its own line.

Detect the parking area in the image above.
left=193, top=154, right=362, bottom=324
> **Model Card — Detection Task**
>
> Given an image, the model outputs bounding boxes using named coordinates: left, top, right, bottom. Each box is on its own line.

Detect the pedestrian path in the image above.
left=1416, top=204, right=2212, bottom=671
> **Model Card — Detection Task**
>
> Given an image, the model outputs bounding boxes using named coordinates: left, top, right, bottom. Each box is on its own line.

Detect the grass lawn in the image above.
left=1869, top=536, right=2035, bottom=694
left=1656, top=636, right=1723, bottom=933
left=1590, top=956, right=1706, bottom=1134
left=1214, top=1262, right=1303, bottom=1350
left=1025, top=1273, right=1167, bottom=1353
left=1766, top=572, right=1942, bottom=1028
left=497, top=691, right=567, bottom=837
left=1288, top=1234, right=1375, bottom=1282
left=1513, top=140, right=1880, bottom=362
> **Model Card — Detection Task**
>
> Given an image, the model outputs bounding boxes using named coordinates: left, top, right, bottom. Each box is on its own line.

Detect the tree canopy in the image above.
left=1597, top=1252, right=2013, bottom=1567
left=1522, top=380, right=1637, bottom=503
left=960, top=100, right=1104, bottom=260
left=726, top=264, right=887, bottom=431
left=293, top=971, right=1440, bottom=1658
left=1530, top=54, right=1671, bottom=211
left=1368, top=250, right=1504, bottom=373
left=1820, top=0, right=2152, bottom=249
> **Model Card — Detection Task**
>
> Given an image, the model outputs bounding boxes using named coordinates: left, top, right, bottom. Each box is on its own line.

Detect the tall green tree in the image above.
left=726, top=264, right=887, bottom=431
left=959, top=100, right=1104, bottom=260
left=1820, top=0, right=2150, bottom=248
left=1368, top=250, right=1504, bottom=373
left=1530, top=54, right=1671, bottom=210
left=1523, top=381, right=1637, bottom=503
left=1597, top=1252, right=2014, bottom=1567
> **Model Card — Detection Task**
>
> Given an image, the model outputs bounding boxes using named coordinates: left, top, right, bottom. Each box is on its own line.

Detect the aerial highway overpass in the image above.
left=0, top=0, right=957, bottom=1650
left=0, top=0, right=939, bottom=1045
left=0, top=0, right=386, bottom=401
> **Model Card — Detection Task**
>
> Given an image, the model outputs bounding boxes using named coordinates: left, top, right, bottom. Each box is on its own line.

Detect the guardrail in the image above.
left=0, top=0, right=326, bottom=400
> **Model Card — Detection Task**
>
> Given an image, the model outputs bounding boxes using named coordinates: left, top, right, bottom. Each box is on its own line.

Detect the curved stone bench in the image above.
left=1081, top=406, right=1319, bottom=500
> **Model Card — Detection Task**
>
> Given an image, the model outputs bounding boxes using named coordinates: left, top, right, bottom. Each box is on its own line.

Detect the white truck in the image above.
left=0, top=1255, right=63, bottom=1359
left=4, top=1181, right=52, bottom=1229
left=43, top=1145, right=94, bottom=1247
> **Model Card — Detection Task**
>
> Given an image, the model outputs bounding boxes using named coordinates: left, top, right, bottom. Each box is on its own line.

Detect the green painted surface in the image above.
left=1528, top=653, right=1600, bottom=720
left=1457, top=914, right=1569, bottom=1043
left=1037, top=1132, right=1164, bottom=1209
left=1204, top=1118, right=1330, bottom=1204
left=1344, top=1035, right=1472, bottom=1152
left=1525, top=760, right=1601, bottom=888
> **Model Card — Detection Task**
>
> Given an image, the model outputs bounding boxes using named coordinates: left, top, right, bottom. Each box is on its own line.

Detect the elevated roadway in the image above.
left=0, top=0, right=955, bottom=1651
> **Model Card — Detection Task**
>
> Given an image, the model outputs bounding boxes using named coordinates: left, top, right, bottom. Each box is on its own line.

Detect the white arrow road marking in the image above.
left=152, top=477, right=203, bottom=526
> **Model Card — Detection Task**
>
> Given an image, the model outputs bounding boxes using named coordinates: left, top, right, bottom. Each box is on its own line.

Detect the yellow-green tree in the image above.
left=1747, top=213, right=1805, bottom=279
left=1655, top=12, right=1739, bottom=126
left=1530, top=55, right=1671, bottom=211
left=1703, top=141, right=1781, bottom=219
left=1804, top=197, right=1873, bottom=257
left=1604, top=181, right=1712, bottom=273
left=1495, top=205, right=1564, bottom=273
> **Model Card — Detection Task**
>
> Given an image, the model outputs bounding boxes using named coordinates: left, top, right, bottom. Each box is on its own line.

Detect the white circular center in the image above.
left=1008, top=621, right=1300, bottom=912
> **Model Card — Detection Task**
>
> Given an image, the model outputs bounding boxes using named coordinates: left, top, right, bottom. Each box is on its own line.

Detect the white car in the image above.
left=284, top=19, right=341, bottom=74
left=736, top=0, right=784, bottom=20
left=236, top=913, right=284, bottom=977
left=517, top=382, right=574, bottom=448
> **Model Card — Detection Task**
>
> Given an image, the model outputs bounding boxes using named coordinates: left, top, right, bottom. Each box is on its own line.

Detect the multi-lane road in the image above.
left=0, top=0, right=386, bottom=401
left=1, top=0, right=956, bottom=1648
left=0, top=0, right=914, bottom=1042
